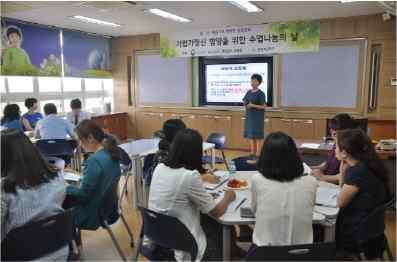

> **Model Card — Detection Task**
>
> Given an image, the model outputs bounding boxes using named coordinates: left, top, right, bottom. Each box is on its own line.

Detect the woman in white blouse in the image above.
left=148, top=128, right=236, bottom=261
left=251, top=132, right=318, bottom=247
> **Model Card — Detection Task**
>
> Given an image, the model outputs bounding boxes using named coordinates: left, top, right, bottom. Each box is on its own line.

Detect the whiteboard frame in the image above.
left=134, top=50, right=192, bottom=107
left=278, top=38, right=367, bottom=114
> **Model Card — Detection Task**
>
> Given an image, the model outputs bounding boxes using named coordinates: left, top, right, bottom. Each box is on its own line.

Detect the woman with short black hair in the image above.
left=243, top=74, right=267, bottom=159
left=251, top=132, right=318, bottom=246
left=1, top=128, right=68, bottom=260
left=149, top=128, right=236, bottom=261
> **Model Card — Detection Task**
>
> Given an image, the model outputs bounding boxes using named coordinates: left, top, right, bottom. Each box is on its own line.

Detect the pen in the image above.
left=234, top=198, right=247, bottom=211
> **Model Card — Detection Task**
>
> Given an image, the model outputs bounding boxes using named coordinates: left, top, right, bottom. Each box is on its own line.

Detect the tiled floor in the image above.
left=79, top=150, right=396, bottom=260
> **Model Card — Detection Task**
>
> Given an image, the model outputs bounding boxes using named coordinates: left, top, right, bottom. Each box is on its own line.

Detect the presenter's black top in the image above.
left=243, top=89, right=266, bottom=139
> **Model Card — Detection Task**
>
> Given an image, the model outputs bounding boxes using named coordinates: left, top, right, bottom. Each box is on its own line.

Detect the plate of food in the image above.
left=225, top=178, right=249, bottom=190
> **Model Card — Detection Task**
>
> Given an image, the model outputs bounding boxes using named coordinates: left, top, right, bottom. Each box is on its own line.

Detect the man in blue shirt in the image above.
left=22, top=98, right=43, bottom=130
left=34, top=103, right=76, bottom=140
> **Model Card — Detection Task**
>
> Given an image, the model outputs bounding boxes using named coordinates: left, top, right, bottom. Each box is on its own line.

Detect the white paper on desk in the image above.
left=63, top=172, right=81, bottom=182
left=303, top=162, right=312, bottom=175
left=226, top=194, right=248, bottom=213
left=316, top=187, right=339, bottom=207
left=301, top=143, right=320, bottom=149
left=204, top=172, right=230, bottom=190
left=314, top=205, right=339, bottom=218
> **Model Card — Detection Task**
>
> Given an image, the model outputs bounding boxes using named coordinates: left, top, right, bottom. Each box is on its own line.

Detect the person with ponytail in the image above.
left=335, top=128, right=389, bottom=253
left=66, top=120, right=121, bottom=229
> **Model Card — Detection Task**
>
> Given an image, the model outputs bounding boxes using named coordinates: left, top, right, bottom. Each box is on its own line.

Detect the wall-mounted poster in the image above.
left=63, top=31, right=111, bottom=78
left=1, top=18, right=62, bottom=76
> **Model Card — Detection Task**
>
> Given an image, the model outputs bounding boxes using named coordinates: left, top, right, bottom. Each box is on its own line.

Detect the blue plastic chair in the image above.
left=35, top=139, right=77, bottom=165
left=202, top=132, right=229, bottom=170
left=245, top=242, right=336, bottom=261
left=137, top=207, right=198, bottom=261
left=1, top=208, right=75, bottom=261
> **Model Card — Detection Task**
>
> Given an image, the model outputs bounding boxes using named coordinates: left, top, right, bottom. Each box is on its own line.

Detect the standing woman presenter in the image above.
left=243, top=74, right=267, bottom=159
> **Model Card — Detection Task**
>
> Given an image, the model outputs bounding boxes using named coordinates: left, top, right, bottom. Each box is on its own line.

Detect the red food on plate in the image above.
left=227, top=179, right=248, bottom=188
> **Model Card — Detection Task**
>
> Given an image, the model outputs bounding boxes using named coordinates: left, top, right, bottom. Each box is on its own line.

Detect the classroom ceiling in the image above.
left=1, top=1, right=386, bottom=37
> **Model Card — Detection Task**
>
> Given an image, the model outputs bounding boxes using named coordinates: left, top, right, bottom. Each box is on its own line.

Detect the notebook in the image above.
left=316, top=187, right=339, bottom=207
left=204, top=171, right=230, bottom=190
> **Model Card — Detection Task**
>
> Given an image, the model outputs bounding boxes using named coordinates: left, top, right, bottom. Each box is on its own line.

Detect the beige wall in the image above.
left=111, top=14, right=396, bottom=141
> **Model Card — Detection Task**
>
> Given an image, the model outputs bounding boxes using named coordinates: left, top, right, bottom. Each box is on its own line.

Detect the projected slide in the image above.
left=205, top=63, right=268, bottom=103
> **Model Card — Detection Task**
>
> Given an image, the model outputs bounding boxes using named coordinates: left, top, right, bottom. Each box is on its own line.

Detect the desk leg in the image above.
left=222, top=225, right=231, bottom=261
left=211, top=148, right=216, bottom=169
left=323, top=223, right=336, bottom=242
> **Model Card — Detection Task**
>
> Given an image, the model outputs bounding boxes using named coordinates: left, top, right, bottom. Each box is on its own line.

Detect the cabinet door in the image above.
left=182, top=114, right=199, bottom=131
left=231, top=116, right=249, bottom=150
left=291, top=119, right=315, bottom=139
left=271, top=118, right=292, bottom=135
left=137, top=112, right=164, bottom=138
left=210, top=115, right=232, bottom=146
left=196, top=115, right=212, bottom=140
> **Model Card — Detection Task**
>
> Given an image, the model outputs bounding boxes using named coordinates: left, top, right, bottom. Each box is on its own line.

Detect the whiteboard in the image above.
left=135, top=52, right=191, bottom=106
left=281, top=40, right=365, bottom=108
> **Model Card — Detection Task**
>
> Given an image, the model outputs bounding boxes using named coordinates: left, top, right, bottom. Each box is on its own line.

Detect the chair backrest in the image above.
left=1, top=208, right=74, bottom=261
left=119, top=146, right=132, bottom=171
left=36, top=139, right=77, bottom=157
left=98, top=177, right=120, bottom=226
left=355, top=196, right=396, bottom=243
left=139, top=207, right=198, bottom=261
left=206, top=132, right=226, bottom=150
left=245, top=242, right=336, bottom=261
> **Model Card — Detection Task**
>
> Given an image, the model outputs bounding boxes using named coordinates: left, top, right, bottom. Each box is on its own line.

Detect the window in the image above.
left=7, top=77, right=34, bottom=93
left=0, top=77, right=5, bottom=94
left=2, top=77, right=113, bottom=116
left=38, top=77, right=61, bottom=92
left=63, top=78, right=82, bottom=92
left=63, top=99, right=73, bottom=113
left=85, top=79, right=102, bottom=91
left=16, top=101, right=28, bottom=114
left=40, top=100, right=62, bottom=114
left=85, top=97, right=103, bottom=113
left=103, top=79, right=113, bottom=96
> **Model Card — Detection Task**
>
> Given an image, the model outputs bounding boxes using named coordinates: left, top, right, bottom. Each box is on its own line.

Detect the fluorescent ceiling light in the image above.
left=229, top=1, right=263, bottom=13
left=340, top=0, right=360, bottom=2
left=145, top=8, right=191, bottom=23
left=71, top=15, right=121, bottom=27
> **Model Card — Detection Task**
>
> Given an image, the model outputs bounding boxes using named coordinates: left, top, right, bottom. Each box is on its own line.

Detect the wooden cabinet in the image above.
left=133, top=111, right=330, bottom=149
left=292, top=119, right=315, bottom=139
left=136, top=112, right=164, bottom=138
left=272, top=118, right=292, bottom=135
left=270, top=118, right=323, bottom=140
left=378, top=39, right=396, bottom=119
left=92, top=112, right=128, bottom=141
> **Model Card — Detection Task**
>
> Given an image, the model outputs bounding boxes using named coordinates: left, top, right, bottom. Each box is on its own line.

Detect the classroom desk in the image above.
left=208, top=171, right=339, bottom=260
left=296, top=139, right=396, bottom=159
left=120, top=138, right=217, bottom=167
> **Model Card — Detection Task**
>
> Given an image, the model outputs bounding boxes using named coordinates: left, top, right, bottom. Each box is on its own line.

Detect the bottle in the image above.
left=229, top=160, right=236, bottom=176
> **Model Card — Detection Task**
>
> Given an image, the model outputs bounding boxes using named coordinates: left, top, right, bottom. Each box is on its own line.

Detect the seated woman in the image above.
left=335, top=129, right=389, bottom=256
left=66, top=120, right=121, bottom=230
left=148, top=128, right=236, bottom=261
left=147, top=118, right=218, bottom=185
left=311, top=113, right=355, bottom=184
left=251, top=132, right=318, bottom=247
left=1, top=104, right=29, bottom=132
left=1, top=129, right=68, bottom=260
